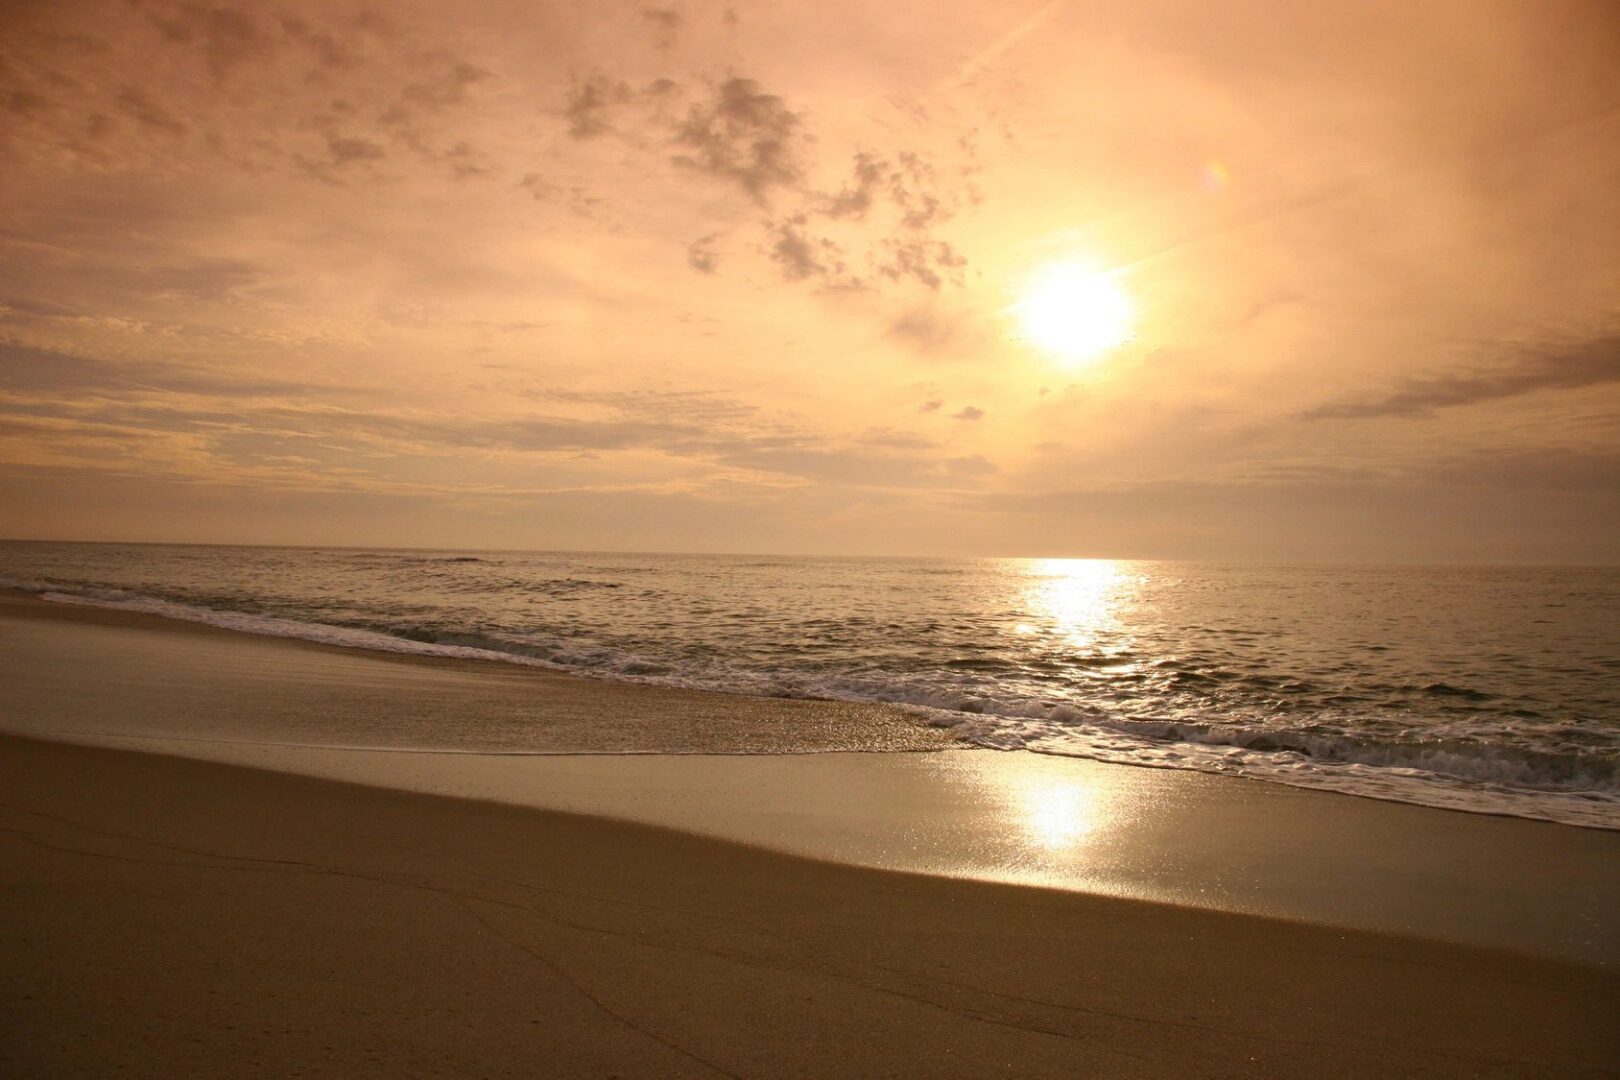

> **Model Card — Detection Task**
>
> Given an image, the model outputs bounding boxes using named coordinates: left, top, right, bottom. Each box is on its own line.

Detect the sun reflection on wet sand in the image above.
left=1017, top=775, right=1099, bottom=849
left=952, top=753, right=1128, bottom=879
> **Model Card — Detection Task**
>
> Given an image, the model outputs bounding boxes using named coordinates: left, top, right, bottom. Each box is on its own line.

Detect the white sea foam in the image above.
left=21, top=584, right=576, bottom=671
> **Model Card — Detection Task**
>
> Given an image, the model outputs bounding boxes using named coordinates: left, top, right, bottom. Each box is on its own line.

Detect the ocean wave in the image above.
left=316, top=552, right=487, bottom=564
left=3, top=579, right=573, bottom=671
left=942, top=711, right=1620, bottom=794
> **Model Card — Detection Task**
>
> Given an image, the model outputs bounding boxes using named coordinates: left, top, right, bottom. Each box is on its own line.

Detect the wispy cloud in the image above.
left=0, top=344, right=996, bottom=495
left=1, top=2, right=493, bottom=180
left=1307, top=331, right=1620, bottom=420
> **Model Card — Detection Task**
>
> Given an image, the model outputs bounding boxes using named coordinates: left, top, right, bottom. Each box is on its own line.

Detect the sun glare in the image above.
left=1014, top=261, right=1135, bottom=363
left=1019, top=779, right=1099, bottom=850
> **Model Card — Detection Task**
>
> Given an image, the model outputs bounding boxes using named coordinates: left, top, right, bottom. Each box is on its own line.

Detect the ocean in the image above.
left=2, top=540, right=1616, bottom=829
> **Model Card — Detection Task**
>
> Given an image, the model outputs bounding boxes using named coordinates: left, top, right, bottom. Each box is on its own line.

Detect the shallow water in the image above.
left=3, top=540, right=1617, bottom=828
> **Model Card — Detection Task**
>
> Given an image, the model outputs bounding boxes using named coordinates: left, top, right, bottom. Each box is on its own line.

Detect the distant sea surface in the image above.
left=3, top=541, right=1617, bottom=829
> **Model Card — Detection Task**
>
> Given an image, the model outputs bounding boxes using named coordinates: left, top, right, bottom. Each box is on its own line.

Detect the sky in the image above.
left=2, top=0, right=1618, bottom=561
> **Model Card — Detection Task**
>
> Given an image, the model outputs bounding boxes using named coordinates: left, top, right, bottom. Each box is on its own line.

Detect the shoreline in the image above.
left=4, top=733, right=1619, bottom=1077
left=6, top=580, right=1617, bottom=831
left=5, top=587, right=1620, bottom=968
left=0, top=587, right=950, bottom=755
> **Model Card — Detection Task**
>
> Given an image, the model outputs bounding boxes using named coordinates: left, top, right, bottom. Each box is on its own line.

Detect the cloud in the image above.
left=858, top=427, right=935, bottom=450
left=277, top=14, right=357, bottom=71
left=0, top=346, right=335, bottom=400
left=522, top=387, right=759, bottom=426
left=296, top=133, right=387, bottom=180
left=707, top=443, right=994, bottom=488
left=892, top=312, right=950, bottom=349
left=759, top=149, right=973, bottom=291
left=952, top=405, right=984, bottom=421
left=329, top=135, right=386, bottom=163
left=6, top=88, right=52, bottom=118
left=1433, top=446, right=1620, bottom=492
left=819, top=150, right=956, bottom=227
left=114, top=86, right=186, bottom=137
left=4, top=253, right=266, bottom=309
left=2, top=3, right=493, bottom=180
left=686, top=233, right=720, bottom=273
left=961, top=438, right=1620, bottom=562
left=518, top=174, right=608, bottom=219
left=672, top=77, right=806, bottom=201
left=821, top=152, right=889, bottom=219
left=879, top=237, right=966, bottom=291
left=1307, top=330, right=1620, bottom=419
left=768, top=216, right=845, bottom=282
left=563, top=76, right=635, bottom=139
left=641, top=7, right=681, bottom=50
left=542, top=63, right=977, bottom=295
left=400, top=59, right=489, bottom=111
left=0, top=344, right=990, bottom=493
left=147, top=3, right=269, bottom=84
left=918, top=398, right=943, bottom=413
left=945, top=455, right=997, bottom=477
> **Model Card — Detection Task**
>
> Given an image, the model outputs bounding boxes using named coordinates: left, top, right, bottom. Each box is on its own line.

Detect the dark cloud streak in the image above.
left=0, top=346, right=340, bottom=400
left=1307, top=330, right=1620, bottom=420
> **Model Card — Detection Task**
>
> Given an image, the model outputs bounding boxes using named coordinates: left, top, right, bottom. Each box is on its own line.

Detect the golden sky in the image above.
left=2, top=0, right=1618, bottom=560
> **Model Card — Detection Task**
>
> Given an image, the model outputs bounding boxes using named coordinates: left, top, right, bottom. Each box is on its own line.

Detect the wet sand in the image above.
left=3, top=591, right=1620, bottom=1075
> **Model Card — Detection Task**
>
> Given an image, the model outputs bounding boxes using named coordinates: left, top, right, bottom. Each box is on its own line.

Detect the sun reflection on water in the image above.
left=1020, top=558, right=1131, bottom=650
left=984, top=562, right=1134, bottom=863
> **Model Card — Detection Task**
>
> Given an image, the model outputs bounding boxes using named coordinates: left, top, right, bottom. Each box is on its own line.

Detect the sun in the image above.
left=1014, top=261, right=1135, bottom=363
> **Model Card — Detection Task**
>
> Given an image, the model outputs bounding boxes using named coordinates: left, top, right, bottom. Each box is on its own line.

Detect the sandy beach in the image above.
left=6, top=736, right=1620, bottom=1079
left=4, top=592, right=1620, bottom=1077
